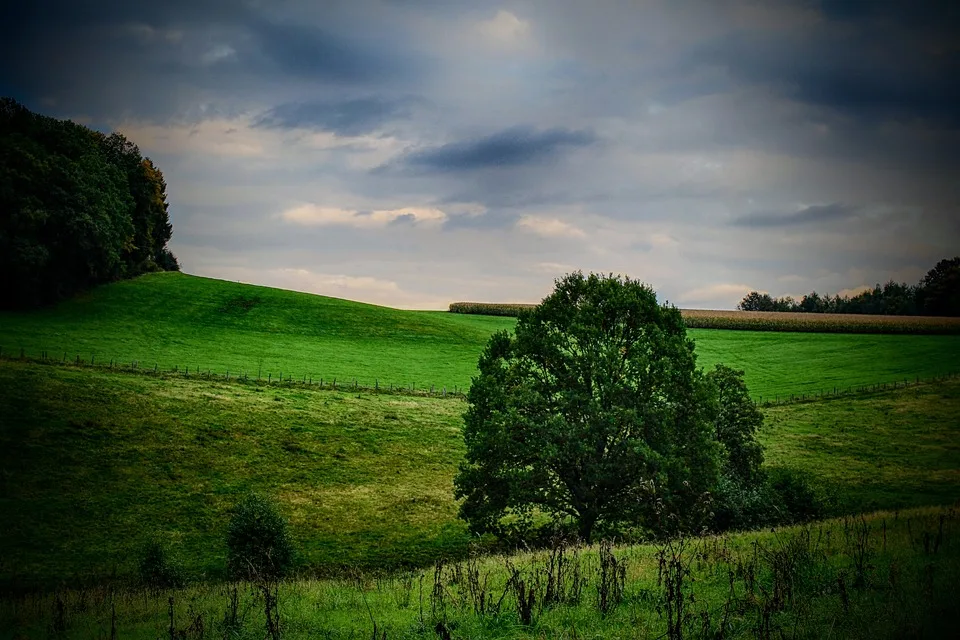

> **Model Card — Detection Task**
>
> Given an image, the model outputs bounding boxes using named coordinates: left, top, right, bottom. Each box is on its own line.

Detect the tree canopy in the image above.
left=454, top=272, right=766, bottom=542
left=737, top=257, right=960, bottom=317
left=0, top=97, right=178, bottom=308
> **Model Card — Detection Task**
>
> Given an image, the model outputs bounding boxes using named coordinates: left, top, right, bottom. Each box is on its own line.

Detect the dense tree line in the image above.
left=738, top=257, right=960, bottom=316
left=0, top=98, right=178, bottom=309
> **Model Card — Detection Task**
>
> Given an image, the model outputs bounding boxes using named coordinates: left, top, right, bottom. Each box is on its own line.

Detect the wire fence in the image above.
left=757, top=370, right=960, bottom=407
left=1, top=345, right=957, bottom=407
left=0, top=346, right=470, bottom=399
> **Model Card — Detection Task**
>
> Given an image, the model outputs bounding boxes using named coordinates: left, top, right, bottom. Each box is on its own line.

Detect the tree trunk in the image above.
left=578, top=511, right=597, bottom=544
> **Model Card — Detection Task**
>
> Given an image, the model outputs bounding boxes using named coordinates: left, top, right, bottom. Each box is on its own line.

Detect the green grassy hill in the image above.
left=1, top=272, right=958, bottom=400
left=3, top=359, right=959, bottom=588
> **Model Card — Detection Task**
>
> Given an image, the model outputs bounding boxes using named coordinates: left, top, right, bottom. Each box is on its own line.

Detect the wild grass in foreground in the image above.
left=2, top=360, right=960, bottom=589
left=2, top=507, right=958, bottom=639
left=2, top=272, right=959, bottom=400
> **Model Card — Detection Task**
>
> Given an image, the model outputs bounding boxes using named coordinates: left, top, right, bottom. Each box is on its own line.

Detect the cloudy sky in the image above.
left=2, top=0, right=958, bottom=309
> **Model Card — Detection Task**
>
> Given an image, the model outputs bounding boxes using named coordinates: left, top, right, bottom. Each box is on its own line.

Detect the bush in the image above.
left=710, top=467, right=831, bottom=532
left=767, top=467, right=827, bottom=524
left=138, top=538, right=187, bottom=590
left=710, top=473, right=780, bottom=532
left=226, top=493, right=295, bottom=582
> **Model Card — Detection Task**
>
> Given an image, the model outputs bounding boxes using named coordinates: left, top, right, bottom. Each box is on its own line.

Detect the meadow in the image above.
left=2, top=506, right=957, bottom=638
left=3, top=272, right=960, bottom=638
left=1, top=273, right=959, bottom=402
left=2, top=358, right=959, bottom=591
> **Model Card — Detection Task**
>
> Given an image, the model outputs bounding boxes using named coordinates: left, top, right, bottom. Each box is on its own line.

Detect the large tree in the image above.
left=454, top=272, right=763, bottom=542
left=0, top=98, right=179, bottom=308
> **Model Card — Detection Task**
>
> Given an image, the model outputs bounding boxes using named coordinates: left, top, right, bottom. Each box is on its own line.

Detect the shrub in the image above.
left=710, top=473, right=781, bottom=532
left=226, top=493, right=295, bottom=582
left=768, top=467, right=827, bottom=523
left=138, top=538, right=187, bottom=590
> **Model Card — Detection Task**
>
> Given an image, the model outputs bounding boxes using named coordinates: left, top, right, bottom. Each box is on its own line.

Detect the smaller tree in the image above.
left=737, top=291, right=775, bottom=312
left=226, top=493, right=295, bottom=582
left=918, top=257, right=960, bottom=316
left=138, top=537, right=187, bottom=591
left=706, top=365, right=764, bottom=486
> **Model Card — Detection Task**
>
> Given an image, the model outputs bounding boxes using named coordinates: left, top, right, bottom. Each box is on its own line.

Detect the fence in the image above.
left=0, top=346, right=469, bottom=400
left=757, top=370, right=960, bottom=407
left=1, top=345, right=957, bottom=407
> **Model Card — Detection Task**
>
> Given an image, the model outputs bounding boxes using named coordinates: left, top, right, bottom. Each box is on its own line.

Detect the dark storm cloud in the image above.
left=732, top=203, right=859, bottom=228
left=1, top=0, right=251, bottom=31
left=0, top=0, right=429, bottom=122
left=254, top=96, right=426, bottom=135
left=818, top=0, right=959, bottom=30
left=396, top=126, right=596, bottom=173
left=245, top=19, right=428, bottom=85
left=687, top=2, right=960, bottom=127
left=2, top=0, right=958, bottom=308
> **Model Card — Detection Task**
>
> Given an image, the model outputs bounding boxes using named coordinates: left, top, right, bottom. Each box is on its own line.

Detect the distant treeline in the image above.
left=0, top=98, right=179, bottom=309
left=738, top=257, right=960, bottom=316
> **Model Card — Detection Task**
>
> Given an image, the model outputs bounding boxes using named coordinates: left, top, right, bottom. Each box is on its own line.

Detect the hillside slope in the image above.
left=1, top=272, right=959, bottom=398
left=2, top=359, right=959, bottom=588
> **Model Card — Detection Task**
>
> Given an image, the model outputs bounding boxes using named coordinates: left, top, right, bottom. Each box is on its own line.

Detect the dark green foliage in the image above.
left=919, top=257, right=960, bottom=316
left=767, top=467, right=827, bottom=523
left=737, top=291, right=777, bottom=311
left=0, top=97, right=178, bottom=308
left=455, top=272, right=728, bottom=542
left=449, top=302, right=536, bottom=316
left=137, top=538, right=187, bottom=590
left=737, top=256, right=960, bottom=317
left=709, top=473, right=780, bottom=531
left=707, top=364, right=764, bottom=486
left=226, top=493, right=295, bottom=582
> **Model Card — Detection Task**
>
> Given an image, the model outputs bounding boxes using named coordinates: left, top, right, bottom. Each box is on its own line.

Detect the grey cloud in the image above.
left=394, top=126, right=596, bottom=173
left=245, top=18, right=428, bottom=85
left=3, top=0, right=959, bottom=309
left=254, top=96, right=426, bottom=135
left=687, top=19, right=960, bottom=127
left=732, top=203, right=859, bottom=228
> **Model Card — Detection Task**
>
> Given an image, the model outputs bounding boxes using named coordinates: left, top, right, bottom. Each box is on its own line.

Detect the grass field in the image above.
left=3, top=359, right=959, bottom=589
left=2, top=506, right=958, bottom=638
left=1, top=272, right=959, bottom=401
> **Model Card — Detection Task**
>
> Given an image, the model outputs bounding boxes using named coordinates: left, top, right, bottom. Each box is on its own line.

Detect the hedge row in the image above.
left=449, top=303, right=960, bottom=334
left=448, top=302, right=537, bottom=317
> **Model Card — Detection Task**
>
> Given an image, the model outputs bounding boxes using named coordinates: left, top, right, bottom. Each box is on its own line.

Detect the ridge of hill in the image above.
left=1, top=272, right=959, bottom=399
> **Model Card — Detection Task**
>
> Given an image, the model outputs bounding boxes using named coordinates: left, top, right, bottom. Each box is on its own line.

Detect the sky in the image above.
left=2, top=0, right=958, bottom=310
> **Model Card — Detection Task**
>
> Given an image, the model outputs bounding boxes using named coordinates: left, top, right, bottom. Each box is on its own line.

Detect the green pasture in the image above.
left=2, top=360, right=959, bottom=588
left=0, top=272, right=958, bottom=400
left=2, top=503, right=959, bottom=639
